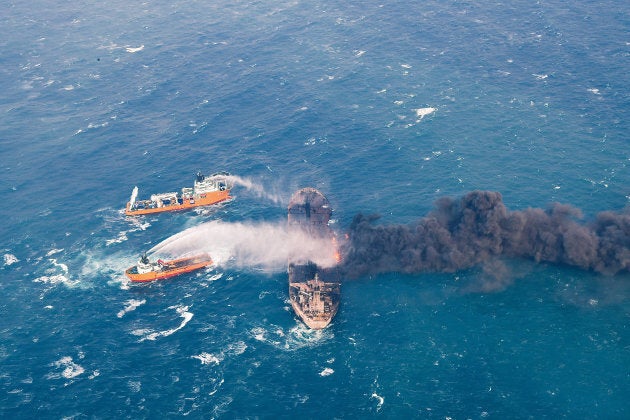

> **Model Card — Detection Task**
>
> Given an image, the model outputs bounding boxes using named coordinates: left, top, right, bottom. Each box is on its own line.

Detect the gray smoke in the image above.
left=339, top=191, right=630, bottom=278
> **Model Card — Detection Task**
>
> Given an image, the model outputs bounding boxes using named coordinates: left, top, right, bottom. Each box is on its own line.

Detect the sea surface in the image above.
left=1, top=0, right=629, bottom=418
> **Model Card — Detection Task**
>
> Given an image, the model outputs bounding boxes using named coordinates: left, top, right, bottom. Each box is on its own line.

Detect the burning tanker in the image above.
left=287, top=188, right=341, bottom=329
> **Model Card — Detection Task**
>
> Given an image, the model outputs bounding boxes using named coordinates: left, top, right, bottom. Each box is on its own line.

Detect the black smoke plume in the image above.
left=339, top=191, right=630, bottom=279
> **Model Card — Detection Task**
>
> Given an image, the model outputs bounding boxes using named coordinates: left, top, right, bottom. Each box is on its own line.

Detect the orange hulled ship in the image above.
left=125, top=253, right=213, bottom=282
left=125, top=172, right=233, bottom=216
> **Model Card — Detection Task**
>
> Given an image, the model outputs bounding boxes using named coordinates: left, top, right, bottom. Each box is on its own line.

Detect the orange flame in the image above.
left=332, top=236, right=342, bottom=263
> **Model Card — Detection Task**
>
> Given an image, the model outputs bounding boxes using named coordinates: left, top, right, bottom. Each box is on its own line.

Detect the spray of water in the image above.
left=149, top=220, right=338, bottom=272
left=209, top=174, right=285, bottom=205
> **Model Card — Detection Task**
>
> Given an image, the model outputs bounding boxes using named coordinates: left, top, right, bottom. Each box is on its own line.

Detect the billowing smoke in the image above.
left=339, top=191, right=630, bottom=279
left=149, top=220, right=337, bottom=272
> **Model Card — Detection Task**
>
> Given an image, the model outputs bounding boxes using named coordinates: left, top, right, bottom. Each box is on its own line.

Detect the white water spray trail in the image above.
left=211, top=174, right=285, bottom=205
left=149, top=220, right=338, bottom=272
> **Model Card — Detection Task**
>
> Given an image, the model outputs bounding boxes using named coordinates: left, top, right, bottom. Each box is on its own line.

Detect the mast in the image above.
left=129, top=186, right=138, bottom=208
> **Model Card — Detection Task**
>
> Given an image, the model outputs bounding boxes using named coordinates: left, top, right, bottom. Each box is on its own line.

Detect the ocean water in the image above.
left=1, top=0, right=629, bottom=418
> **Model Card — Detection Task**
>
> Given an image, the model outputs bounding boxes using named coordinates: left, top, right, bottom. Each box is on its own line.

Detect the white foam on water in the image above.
left=252, top=327, right=267, bottom=342
left=33, top=274, right=69, bottom=285
left=226, top=341, right=247, bottom=356
left=47, top=356, right=85, bottom=380
left=3, top=253, right=19, bottom=266
left=207, top=272, right=223, bottom=282
left=50, top=258, right=68, bottom=274
left=105, top=211, right=151, bottom=246
left=46, top=248, right=64, bottom=257
left=86, top=121, right=109, bottom=130
left=130, top=328, right=152, bottom=337
left=192, top=341, right=247, bottom=367
left=371, top=392, right=384, bottom=411
left=125, top=45, right=144, bottom=53
left=105, top=232, right=128, bottom=246
left=117, top=299, right=146, bottom=318
left=128, top=380, right=141, bottom=393
left=370, top=376, right=385, bottom=411
left=33, top=258, right=80, bottom=288
left=250, top=322, right=332, bottom=351
left=135, top=305, right=193, bottom=342
left=67, top=245, right=136, bottom=289
left=192, top=352, right=221, bottom=365
left=98, top=42, right=121, bottom=51
left=415, top=107, right=436, bottom=120
left=319, top=367, right=334, bottom=377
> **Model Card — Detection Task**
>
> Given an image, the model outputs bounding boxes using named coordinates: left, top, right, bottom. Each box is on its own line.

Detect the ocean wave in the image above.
left=250, top=322, right=332, bottom=351
left=128, top=380, right=141, bottom=393
left=33, top=258, right=79, bottom=288
left=192, top=341, right=247, bottom=366
left=415, top=107, right=436, bottom=120
left=371, top=392, right=384, bottom=412
left=33, top=274, right=70, bottom=285
left=117, top=299, right=146, bottom=318
left=319, top=367, right=334, bottom=377
left=133, top=305, right=193, bottom=342
left=192, top=352, right=221, bottom=365
left=46, top=248, right=64, bottom=257
left=47, top=356, right=85, bottom=380
left=105, top=231, right=128, bottom=246
left=104, top=210, right=151, bottom=246
left=3, top=253, right=19, bottom=266
left=125, top=45, right=144, bottom=53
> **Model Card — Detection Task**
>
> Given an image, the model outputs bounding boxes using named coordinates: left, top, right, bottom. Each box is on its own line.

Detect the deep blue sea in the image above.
left=1, top=0, right=629, bottom=418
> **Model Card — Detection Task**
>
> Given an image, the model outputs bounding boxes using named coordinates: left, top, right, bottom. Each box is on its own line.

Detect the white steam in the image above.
left=148, top=220, right=338, bottom=272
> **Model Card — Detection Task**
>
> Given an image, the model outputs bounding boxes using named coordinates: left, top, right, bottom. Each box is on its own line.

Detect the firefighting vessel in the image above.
left=125, top=253, right=213, bottom=282
left=288, top=188, right=341, bottom=329
left=125, top=172, right=232, bottom=216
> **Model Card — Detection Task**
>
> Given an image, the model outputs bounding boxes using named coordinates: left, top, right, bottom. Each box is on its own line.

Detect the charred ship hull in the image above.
left=288, top=188, right=341, bottom=329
